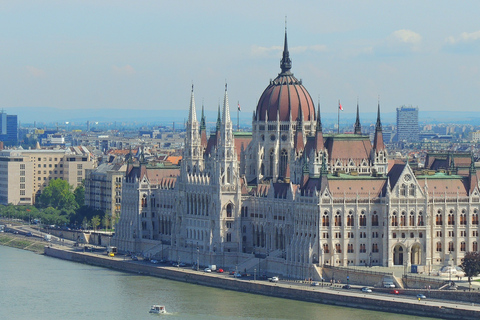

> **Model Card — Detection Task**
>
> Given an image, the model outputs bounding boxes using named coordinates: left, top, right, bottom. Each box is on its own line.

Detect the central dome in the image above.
left=255, top=31, right=315, bottom=122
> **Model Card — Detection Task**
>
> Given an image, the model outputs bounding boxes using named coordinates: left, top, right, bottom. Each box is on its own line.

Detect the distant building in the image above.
left=0, top=111, right=18, bottom=146
left=84, top=162, right=127, bottom=220
left=396, top=106, right=419, bottom=142
left=0, top=147, right=95, bottom=205
left=469, top=131, right=480, bottom=142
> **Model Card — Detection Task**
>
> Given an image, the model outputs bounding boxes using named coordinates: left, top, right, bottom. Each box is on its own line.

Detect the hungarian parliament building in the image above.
left=113, top=31, right=480, bottom=279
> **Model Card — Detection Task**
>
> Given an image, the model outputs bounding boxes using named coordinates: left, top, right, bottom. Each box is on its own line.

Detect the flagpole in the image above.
left=337, top=99, right=340, bottom=134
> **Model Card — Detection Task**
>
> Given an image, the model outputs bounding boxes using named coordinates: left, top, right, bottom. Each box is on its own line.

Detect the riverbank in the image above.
left=0, top=233, right=45, bottom=254
left=43, top=245, right=480, bottom=320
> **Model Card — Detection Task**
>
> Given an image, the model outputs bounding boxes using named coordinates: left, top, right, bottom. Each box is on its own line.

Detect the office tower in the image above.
left=0, top=111, right=18, bottom=146
left=396, top=106, right=419, bottom=142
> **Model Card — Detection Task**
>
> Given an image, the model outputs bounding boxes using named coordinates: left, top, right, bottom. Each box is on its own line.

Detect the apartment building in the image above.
left=0, top=147, right=95, bottom=205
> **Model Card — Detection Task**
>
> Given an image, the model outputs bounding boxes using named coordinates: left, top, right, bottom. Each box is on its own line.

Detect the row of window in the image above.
left=436, top=241, right=478, bottom=252
left=323, top=243, right=379, bottom=254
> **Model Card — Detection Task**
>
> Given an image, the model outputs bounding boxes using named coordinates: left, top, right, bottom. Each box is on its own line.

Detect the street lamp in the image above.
left=196, top=244, right=199, bottom=271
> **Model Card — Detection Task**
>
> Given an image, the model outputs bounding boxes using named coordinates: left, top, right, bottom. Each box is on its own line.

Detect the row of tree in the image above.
left=0, top=179, right=112, bottom=231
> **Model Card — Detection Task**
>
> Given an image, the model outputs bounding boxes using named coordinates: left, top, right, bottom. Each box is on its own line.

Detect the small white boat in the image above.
left=149, top=305, right=166, bottom=314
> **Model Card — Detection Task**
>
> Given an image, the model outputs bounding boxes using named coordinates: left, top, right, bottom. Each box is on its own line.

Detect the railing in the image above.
left=323, top=264, right=393, bottom=276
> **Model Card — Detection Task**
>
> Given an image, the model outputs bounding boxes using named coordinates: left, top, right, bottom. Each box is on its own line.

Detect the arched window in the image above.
left=409, top=184, right=415, bottom=196
left=400, top=184, right=406, bottom=196
left=226, top=204, right=233, bottom=218
left=436, top=211, right=443, bottom=226
left=279, top=149, right=288, bottom=178
left=448, top=241, right=454, bottom=252
left=323, top=243, right=329, bottom=253
left=409, top=211, right=415, bottom=226
left=335, top=243, right=342, bottom=253
left=473, top=242, right=478, bottom=251
left=322, top=212, right=330, bottom=227
left=347, top=244, right=354, bottom=253
left=400, top=211, right=406, bottom=226
left=269, top=149, right=275, bottom=177
left=436, top=242, right=442, bottom=252
left=418, top=212, right=424, bottom=226
left=461, top=242, right=466, bottom=252
left=372, top=211, right=379, bottom=226
left=391, top=212, right=398, bottom=226
left=347, top=211, right=354, bottom=227
left=359, top=212, right=366, bottom=227
left=335, top=212, right=342, bottom=227
left=448, top=212, right=455, bottom=225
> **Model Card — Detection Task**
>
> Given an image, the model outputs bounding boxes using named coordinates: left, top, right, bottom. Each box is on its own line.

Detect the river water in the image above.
left=0, top=245, right=435, bottom=320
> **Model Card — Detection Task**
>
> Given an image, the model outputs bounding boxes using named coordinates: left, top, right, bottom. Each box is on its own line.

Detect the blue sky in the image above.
left=1, top=1, right=479, bottom=117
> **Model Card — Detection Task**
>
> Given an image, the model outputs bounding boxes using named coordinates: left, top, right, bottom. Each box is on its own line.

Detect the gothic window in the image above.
left=226, top=233, right=232, bottom=242
left=347, top=211, right=354, bottom=227
left=391, top=212, right=398, bottom=226
left=322, top=212, right=330, bottom=227
left=335, top=243, right=342, bottom=253
left=372, top=243, right=379, bottom=253
left=418, top=212, right=424, bottom=226
left=460, top=213, right=467, bottom=225
left=347, top=244, right=354, bottom=253
left=472, top=213, right=479, bottom=225
left=436, top=242, right=442, bottom=252
left=269, top=149, right=275, bottom=177
left=448, top=213, right=455, bottom=225
left=360, top=244, right=366, bottom=253
left=461, top=242, right=466, bottom=252
left=436, top=211, right=443, bottom=226
left=323, top=243, right=329, bottom=253
left=409, top=184, right=415, bottom=196
left=371, top=211, right=379, bottom=226
left=359, top=211, right=366, bottom=226
left=335, top=212, right=342, bottom=227
left=473, top=242, right=478, bottom=251
left=279, top=149, right=288, bottom=178
left=409, top=211, right=415, bottom=226
left=400, top=212, right=406, bottom=226
left=400, top=184, right=406, bottom=196
left=226, top=204, right=233, bottom=218
left=448, top=241, right=454, bottom=252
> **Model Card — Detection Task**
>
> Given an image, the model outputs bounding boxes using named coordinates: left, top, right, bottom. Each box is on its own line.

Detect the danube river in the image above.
left=0, top=245, right=435, bottom=320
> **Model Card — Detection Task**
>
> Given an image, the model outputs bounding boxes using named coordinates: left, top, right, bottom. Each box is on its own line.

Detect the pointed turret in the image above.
left=469, top=153, right=478, bottom=195
left=354, top=99, right=362, bottom=135
left=200, top=104, right=208, bottom=148
left=314, top=100, right=324, bottom=151
left=373, top=101, right=385, bottom=150
left=294, top=108, right=304, bottom=152
left=222, top=83, right=232, bottom=125
left=280, top=24, right=292, bottom=75
left=216, top=104, right=221, bottom=132
left=188, top=84, right=197, bottom=124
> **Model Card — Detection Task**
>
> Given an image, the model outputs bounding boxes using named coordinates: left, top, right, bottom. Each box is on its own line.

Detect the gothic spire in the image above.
left=373, top=99, right=385, bottom=150
left=200, top=102, right=206, bottom=131
left=188, top=84, right=197, bottom=124
left=216, top=103, right=221, bottom=132
left=222, top=83, right=231, bottom=125
left=280, top=20, right=292, bottom=75
left=375, top=98, right=382, bottom=131
left=354, top=98, right=361, bottom=135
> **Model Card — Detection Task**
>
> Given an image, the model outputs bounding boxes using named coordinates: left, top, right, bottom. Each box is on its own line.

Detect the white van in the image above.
left=383, top=282, right=395, bottom=288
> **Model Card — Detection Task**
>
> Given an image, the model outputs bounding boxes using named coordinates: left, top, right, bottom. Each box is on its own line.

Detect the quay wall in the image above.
left=44, top=246, right=480, bottom=320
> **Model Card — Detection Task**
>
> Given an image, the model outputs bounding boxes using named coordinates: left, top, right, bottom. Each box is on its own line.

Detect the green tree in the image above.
left=91, top=215, right=101, bottom=231
left=74, top=184, right=85, bottom=208
left=38, top=179, right=78, bottom=211
left=460, top=251, right=480, bottom=289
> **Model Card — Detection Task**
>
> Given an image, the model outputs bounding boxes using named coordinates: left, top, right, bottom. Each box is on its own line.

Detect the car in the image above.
left=269, top=276, right=279, bottom=282
left=311, top=282, right=320, bottom=286
left=383, top=282, right=395, bottom=288
left=25, top=232, right=33, bottom=237
left=131, top=256, right=138, bottom=261
left=150, top=259, right=158, bottom=264
left=233, top=272, right=242, bottom=278
left=179, top=262, right=186, bottom=267
left=416, top=294, right=426, bottom=299
left=204, top=268, right=212, bottom=273
left=342, top=284, right=351, bottom=289
left=217, top=268, right=224, bottom=273
left=390, top=290, right=400, bottom=295
left=361, top=287, right=372, bottom=293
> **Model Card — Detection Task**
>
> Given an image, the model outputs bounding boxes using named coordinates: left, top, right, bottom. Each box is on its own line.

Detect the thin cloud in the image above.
left=25, top=66, right=45, bottom=77
left=391, top=29, right=422, bottom=44
left=112, top=65, right=136, bottom=75
left=446, top=30, right=480, bottom=44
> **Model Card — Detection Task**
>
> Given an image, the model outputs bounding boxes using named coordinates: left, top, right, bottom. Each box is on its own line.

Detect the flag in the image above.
left=237, top=102, right=241, bottom=111
left=339, top=102, right=343, bottom=111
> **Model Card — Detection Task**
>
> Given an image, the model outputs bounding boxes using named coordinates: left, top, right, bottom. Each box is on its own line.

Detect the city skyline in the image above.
left=1, top=1, right=479, bottom=116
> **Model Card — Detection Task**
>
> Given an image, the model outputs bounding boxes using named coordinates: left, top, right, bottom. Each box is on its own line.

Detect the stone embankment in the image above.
left=44, top=246, right=480, bottom=320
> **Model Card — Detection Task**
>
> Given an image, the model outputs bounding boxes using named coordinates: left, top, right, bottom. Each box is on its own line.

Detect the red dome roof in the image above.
left=256, top=73, right=315, bottom=122
left=255, top=30, right=315, bottom=122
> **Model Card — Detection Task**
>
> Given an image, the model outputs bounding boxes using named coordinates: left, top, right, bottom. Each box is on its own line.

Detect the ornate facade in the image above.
left=113, top=30, right=480, bottom=279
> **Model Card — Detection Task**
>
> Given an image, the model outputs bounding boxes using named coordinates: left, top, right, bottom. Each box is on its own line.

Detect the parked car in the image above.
left=269, top=276, right=279, bottom=282
left=179, top=262, right=186, bottom=267
left=150, top=259, right=159, bottom=264
left=383, top=282, right=395, bottom=288
left=204, top=268, right=212, bottom=273
left=342, top=284, right=351, bottom=289
left=361, top=287, right=372, bottom=293
left=390, top=290, right=400, bottom=295
left=416, top=294, right=426, bottom=299
left=311, top=282, right=320, bottom=286
left=25, top=232, right=33, bottom=237
left=217, top=268, right=224, bottom=273
left=233, top=272, right=242, bottom=278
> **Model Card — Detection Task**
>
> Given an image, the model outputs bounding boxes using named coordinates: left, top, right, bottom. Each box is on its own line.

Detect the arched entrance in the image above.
left=393, top=245, right=404, bottom=265
left=411, top=244, right=422, bottom=265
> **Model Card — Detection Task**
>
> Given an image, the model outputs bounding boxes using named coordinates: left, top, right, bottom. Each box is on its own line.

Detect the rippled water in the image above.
left=0, top=245, right=435, bottom=320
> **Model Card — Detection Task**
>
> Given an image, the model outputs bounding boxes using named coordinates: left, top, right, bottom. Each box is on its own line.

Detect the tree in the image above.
left=38, top=179, right=78, bottom=212
left=74, top=185, right=85, bottom=208
left=460, top=251, right=480, bottom=289
left=91, top=215, right=101, bottom=231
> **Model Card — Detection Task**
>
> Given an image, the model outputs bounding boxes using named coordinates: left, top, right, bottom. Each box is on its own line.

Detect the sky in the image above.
left=1, top=0, right=480, bottom=119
